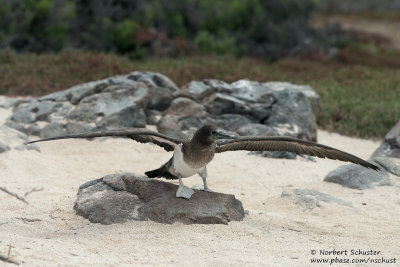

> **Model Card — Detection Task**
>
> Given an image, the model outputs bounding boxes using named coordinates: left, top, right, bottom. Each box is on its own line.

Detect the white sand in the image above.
left=0, top=124, right=399, bottom=266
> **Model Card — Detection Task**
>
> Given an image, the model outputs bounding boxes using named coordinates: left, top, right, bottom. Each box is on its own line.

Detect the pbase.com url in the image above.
left=310, top=257, right=397, bottom=265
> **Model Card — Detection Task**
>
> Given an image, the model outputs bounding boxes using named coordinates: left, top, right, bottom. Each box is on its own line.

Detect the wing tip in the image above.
left=366, top=162, right=381, bottom=172
left=24, top=140, right=36, bottom=145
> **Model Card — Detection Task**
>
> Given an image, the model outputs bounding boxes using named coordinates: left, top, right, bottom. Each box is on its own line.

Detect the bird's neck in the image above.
left=190, top=134, right=215, bottom=148
left=183, top=137, right=215, bottom=168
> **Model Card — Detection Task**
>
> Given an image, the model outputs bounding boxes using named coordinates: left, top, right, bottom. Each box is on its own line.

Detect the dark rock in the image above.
left=65, top=121, right=96, bottom=134
left=68, top=84, right=149, bottom=122
left=203, top=93, right=250, bottom=116
left=5, top=120, right=41, bottom=136
left=232, top=80, right=318, bottom=141
left=74, top=173, right=245, bottom=225
left=9, top=100, right=38, bottom=123
left=161, top=79, right=319, bottom=142
left=285, top=82, right=320, bottom=116
left=0, top=96, right=31, bottom=109
left=69, top=82, right=108, bottom=105
left=324, top=163, right=391, bottom=190
left=236, top=123, right=277, bottom=136
left=127, top=72, right=178, bottom=111
left=48, top=102, right=74, bottom=122
left=97, top=106, right=146, bottom=129
left=74, top=178, right=143, bottom=225
left=7, top=72, right=177, bottom=137
left=371, top=120, right=400, bottom=158
left=281, top=188, right=354, bottom=211
left=128, top=71, right=179, bottom=93
left=158, top=97, right=213, bottom=138
left=264, top=90, right=316, bottom=140
left=179, top=80, right=231, bottom=100
left=372, top=142, right=400, bottom=159
left=35, top=101, right=60, bottom=121
left=40, top=123, right=67, bottom=139
left=215, top=114, right=254, bottom=132
left=145, top=109, right=163, bottom=125
left=147, top=90, right=173, bottom=111
left=372, top=157, right=400, bottom=177
left=7, top=73, right=319, bottom=151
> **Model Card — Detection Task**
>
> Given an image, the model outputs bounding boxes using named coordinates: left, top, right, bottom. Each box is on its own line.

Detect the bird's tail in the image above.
left=145, top=167, right=165, bottom=178
left=145, top=165, right=177, bottom=180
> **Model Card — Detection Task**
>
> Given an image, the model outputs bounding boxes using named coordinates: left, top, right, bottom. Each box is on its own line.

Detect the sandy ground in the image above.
left=0, top=122, right=399, bottom=266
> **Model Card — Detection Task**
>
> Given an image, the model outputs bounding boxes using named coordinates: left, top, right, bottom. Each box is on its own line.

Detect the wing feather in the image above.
left=216, top=136, right=379, bottom=170
left=25, top=128, right=183, bottom=152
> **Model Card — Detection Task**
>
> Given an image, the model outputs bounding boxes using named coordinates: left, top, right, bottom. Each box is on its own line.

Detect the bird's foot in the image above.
left=192, top=184, right=215, bottom=193
left=176, top=185, right=195, bottom=199
left=203, top=188, right=215, bottom=193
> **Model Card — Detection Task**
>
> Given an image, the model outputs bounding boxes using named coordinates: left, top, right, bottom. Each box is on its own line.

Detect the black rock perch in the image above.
left=74, top=173, right=245, bottom=225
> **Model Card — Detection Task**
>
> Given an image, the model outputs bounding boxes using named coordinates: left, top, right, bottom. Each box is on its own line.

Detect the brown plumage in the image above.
left=26, top=125, right=379, bottom=199
left=26, top=125, right=380, bottom=199
left=27, top=126, right=379, bottom=171
left=215, top=136, right=379, bottom=170
left=26, top=128, right=183, bottom=152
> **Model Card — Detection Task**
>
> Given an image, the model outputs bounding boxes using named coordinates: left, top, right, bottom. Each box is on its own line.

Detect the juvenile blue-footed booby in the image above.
left=26, top=125, right=379, bottom=199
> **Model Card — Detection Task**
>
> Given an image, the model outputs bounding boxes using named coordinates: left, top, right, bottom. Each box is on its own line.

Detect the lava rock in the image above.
left=7, top=72, right=178, bottom=137
left=371, top=120, right=400, bottom=158
left=161, top=79, right=319, bottom=142
left=145, top=109, right=163, bottom=125
left=74, top=173, right=245, bottom=225
left=372, top=157, right=400, bottom=177
left=40, top=123, right=67, bottom=138
left=324, top=163, right=391, bottom=190
left=236, top=123, right=277, bottom=136
left=157, top=97, right=214, bottom=138
left=0, top=96, right=31, bottom=109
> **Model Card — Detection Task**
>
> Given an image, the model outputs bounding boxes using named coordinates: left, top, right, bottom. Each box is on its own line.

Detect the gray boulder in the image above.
left=145, top=109, right=163, bottom=125
left=40, top=123, right=67, bottom=139
left=162, top=79, right=319, bottom=141
left=0, top=96, right=32, bottom=109
left=7, top=72, right=178, bottom=137
left=372, top=157, right=400, bottom=177
left=371, top=120, right=400, bottom=158
left=74, top=173, right=245, bottom=225
left=281, top=188, right=354, bottom=211
left=157, top=97, right=214, bottom=138
left=324, top=162, right=391, bottom=190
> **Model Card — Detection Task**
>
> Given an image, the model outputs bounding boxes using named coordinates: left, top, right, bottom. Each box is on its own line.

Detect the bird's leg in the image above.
left=198, top=167, right=214, bottom=193
left=176, top=174, right=195, bottom=199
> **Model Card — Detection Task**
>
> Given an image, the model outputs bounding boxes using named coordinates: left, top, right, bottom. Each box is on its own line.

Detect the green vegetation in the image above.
left=0, top=0, right=321, bottom=59
left=0, top=48, right=398, bottom=139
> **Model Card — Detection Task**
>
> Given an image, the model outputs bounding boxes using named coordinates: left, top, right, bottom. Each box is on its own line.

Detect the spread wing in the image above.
left=25, top=128, right=184, bottom=152
left=216, top=136, right=379, bottom=170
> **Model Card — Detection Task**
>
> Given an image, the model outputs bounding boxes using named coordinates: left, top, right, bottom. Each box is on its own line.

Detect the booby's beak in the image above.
left=211, top=129, right=237, bottom=140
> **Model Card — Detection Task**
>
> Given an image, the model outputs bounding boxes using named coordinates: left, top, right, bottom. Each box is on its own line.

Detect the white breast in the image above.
left=172, top=145, right=204, bottom=178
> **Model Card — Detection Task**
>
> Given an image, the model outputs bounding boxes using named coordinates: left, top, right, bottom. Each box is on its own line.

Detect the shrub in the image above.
left=0, top=0, right=75, bottom=52
left=0, top=0, right=326, bottom=59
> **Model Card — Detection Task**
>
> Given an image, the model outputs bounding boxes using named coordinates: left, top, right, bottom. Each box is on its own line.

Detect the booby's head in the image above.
left=193, top=125, right=236, bottom=144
